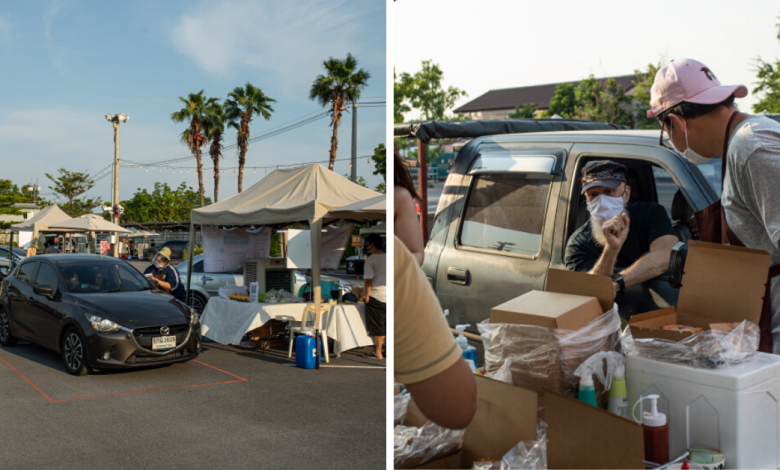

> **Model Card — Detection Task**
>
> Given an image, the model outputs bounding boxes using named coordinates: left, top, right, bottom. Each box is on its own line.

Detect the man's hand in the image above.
left=602, top=213, right=630, bottom=251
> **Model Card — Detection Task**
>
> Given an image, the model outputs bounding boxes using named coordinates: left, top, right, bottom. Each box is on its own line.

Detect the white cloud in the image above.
left=169, top=0, right=381, bottom=94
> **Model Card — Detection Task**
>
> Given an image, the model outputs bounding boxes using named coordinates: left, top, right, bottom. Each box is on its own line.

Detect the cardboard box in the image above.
left=629, top=241, right=771, bottom=341
left=544, top=389, right=644, bottom=469
left=401, top=377, right=644, bottom=469
left=486, top=269, right=616, bottom=402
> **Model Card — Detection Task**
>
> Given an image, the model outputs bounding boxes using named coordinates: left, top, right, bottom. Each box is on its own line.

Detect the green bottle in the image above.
left=608, top=363, right=628, bottom=418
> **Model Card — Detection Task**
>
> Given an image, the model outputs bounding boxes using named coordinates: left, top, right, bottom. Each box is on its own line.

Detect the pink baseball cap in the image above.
left=647, top=58, right=748, bottom=118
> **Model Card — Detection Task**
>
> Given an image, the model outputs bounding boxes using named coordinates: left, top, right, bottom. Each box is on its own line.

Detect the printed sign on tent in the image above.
left=202, top=226, right=272, bottom=273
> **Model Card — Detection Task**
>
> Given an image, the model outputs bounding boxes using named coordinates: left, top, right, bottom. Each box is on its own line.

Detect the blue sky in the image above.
left=0, top=0, right=387, bottom=206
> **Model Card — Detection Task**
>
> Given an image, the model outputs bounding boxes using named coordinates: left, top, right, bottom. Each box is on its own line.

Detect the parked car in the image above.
left=178, top=254, right=344, bottom=314
left=0, top=245, right=26, bottom=276
left=143, top=240, right=189, bottom=260
left=421, top=124, right=720, bottom=334
left=0, top=254, right=200, bottom=375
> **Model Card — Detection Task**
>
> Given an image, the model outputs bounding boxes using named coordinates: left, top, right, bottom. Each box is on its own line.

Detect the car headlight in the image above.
left=189, top=308, right=199, bottom=325
left=86, top=314, right=122, bottom=333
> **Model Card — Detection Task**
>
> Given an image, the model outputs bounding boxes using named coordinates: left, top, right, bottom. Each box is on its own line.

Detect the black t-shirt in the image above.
left=565, top=201, right=677, bottom=273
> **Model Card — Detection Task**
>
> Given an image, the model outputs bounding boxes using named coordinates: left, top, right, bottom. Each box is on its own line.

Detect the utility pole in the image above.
left=106, top=113, right=128, bottom=257
left=350, top=102, right=357, bottom=182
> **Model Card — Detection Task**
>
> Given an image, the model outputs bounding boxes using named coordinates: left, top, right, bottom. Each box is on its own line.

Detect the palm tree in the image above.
left=224, top=83, right=275, bottom=193
left=202, top=101, right=235, bottom=202
left=171, top=91, right=216, bottom=207
left=309, top=53, right=371, bottom=171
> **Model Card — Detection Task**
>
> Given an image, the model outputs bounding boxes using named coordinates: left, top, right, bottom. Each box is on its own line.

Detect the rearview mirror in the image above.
left=33, top=284, right=54, bottom=299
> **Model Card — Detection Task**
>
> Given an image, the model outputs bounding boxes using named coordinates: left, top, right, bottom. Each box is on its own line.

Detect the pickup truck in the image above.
left=407, top=120, right=725, bottom=334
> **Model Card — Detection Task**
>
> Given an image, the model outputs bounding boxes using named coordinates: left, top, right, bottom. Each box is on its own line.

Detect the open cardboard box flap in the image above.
left=546, top=268, right=614, bottom=313
left=544, top=390, right=644, bottom=469
left=630, top=241, right=770, bottom=340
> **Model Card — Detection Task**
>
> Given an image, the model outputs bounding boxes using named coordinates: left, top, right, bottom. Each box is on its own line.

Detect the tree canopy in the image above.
left=44, top=169, right=101, bottom=217
left=400, top=60, right=467, bottom=121
left=753, top=17, right=780, bottom=113
left=632, top=63, right=662, bottom=129
left=118, top=182, right=212, bottom=223
left=0, top=180, right=29, bottom=229
left=508, top=103, right=538, bottom=119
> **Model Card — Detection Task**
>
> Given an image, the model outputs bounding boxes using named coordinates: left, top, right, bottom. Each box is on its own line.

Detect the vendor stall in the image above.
left=188, top=163, right=384, bottom=366
left=9, top=205, right=73, bottom=255
left=199, top=298, right=373, bottom=355
left=49, top=214, right=131, bottom=254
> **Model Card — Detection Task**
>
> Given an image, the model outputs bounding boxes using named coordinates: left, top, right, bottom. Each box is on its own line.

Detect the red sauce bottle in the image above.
left=641, top=394, right=669, bottom=465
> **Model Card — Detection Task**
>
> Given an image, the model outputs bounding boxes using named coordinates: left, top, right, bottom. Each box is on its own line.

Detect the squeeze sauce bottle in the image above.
left=642, top=394, right=669, bottom=465
left=455, top=324, right=478, bottom=369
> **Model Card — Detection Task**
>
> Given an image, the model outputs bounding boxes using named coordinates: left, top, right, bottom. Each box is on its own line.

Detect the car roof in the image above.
left=481, top=129, right=661, bottom=145
left=22, top=254, right=126, bottom=264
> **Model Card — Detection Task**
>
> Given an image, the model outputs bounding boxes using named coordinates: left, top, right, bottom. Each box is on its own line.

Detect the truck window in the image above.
left=459, top=174, right=550, bottom=256
left=652, top=166, right=676, bottom=219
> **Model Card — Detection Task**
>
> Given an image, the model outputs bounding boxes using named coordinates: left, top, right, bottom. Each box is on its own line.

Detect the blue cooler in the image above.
left=295, top=334, right=321, bottom=369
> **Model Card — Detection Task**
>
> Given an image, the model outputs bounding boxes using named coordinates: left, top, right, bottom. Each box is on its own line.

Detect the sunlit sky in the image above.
left=394, top=0, right=780, bottom=120
left=0, top=0, right=386, bottom=206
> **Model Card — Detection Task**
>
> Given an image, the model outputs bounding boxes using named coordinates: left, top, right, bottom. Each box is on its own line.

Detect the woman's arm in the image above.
left=394, top=187, right=425, bottom=265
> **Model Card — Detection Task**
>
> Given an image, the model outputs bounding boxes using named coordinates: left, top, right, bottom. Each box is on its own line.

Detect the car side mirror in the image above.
left=667, top=241, right=688, bottom=289
left=33, top=284, right=54, bottom=299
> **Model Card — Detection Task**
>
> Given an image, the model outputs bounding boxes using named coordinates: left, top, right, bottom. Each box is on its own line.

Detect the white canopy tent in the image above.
left=8, top=205, right=72, bottom=255
left=188, top=164, right=383, bottom=363
left=324, top=195, right=386, bottom=222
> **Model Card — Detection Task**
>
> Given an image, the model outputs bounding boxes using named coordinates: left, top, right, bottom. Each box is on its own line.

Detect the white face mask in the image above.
left=670, top=120, right=712, bottom=165
left=587, top=193, right=626, bottom=224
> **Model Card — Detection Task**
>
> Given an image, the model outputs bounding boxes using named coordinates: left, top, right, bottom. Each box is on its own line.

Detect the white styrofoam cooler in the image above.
left=627, top=353, right=780, bottom=470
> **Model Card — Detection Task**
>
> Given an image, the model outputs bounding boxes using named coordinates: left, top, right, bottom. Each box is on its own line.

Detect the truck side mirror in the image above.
left=667, top=241, right=688, bottom=289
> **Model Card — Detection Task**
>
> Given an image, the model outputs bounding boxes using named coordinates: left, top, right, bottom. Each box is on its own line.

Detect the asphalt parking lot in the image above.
left=0, top=323, right=385, bottom=469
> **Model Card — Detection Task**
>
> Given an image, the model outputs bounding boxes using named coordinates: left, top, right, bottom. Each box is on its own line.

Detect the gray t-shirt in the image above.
left=363, top=252, right=386, bottom=303
left=723, top=114, right=780, bottom=351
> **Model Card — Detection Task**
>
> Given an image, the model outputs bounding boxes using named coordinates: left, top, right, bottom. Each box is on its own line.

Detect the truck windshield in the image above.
left=697, top=158, right=722, bottom=196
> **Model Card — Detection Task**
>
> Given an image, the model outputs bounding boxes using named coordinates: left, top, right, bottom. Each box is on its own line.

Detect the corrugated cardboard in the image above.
left=490, top=291, right=603, bottom=329
left=411, top=376, right=538, bottom=469
left=546, top=268, right=614, bottom=313
left=544, top=390, right=645, bottom=469
left=630, top=241, right=771, bottom=341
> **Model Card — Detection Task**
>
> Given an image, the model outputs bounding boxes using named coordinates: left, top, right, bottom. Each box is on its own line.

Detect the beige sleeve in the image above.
left=394, top=237, right=461, bottom=384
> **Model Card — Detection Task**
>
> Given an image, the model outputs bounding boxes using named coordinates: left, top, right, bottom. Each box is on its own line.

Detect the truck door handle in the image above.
left=203, top=277, right=213, bottom=281
left=447, top=267, right=469, bottom=285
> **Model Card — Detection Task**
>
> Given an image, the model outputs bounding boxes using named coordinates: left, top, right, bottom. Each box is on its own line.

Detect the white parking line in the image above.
left=282, top=364, right=384, bottom=369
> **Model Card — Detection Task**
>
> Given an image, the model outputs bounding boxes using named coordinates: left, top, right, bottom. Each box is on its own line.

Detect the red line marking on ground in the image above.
left=0, top=352, right=247, bottom=403
left=0, top=353, right=55, bottom=403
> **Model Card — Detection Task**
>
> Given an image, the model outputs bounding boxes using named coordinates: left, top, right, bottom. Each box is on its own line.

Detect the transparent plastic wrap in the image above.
left=395, top=385, right=411, bottom=425
left=469, top=421, right=548, bottom=470
left=217, top=284, right=249, bottom=299
left=264, top=288, right=304, bottom=304
left=478, top=305, right=621, bottom=403
left=394, top=422, right=465, bottom=469
left=622, top=320, right=760, bottom=368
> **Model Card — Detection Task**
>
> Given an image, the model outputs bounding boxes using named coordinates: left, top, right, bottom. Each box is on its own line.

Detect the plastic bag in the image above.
left=395, top=385, right=411, bottom=425
left=485, top=357, right=514, bottom=384
left=500, top=421, right=547, bottom=470
left=218, top=284, right=248, bottom=299
left=394, top=422, right=465, bottom=469
left=265, top=288, right=305, bottom=304
left=478, top=305, right=621, bottom=404
left=622, top=320, right=760, bottom=368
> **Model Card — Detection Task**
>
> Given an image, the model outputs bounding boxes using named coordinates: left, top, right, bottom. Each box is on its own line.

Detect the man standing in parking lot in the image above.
left=565, top=160, right=679, bottom=299
left=363, top=233, right=386, bottom=360
left=649, top=58, right=780, bottom=352
left=144, top=247, right=186, bottom=302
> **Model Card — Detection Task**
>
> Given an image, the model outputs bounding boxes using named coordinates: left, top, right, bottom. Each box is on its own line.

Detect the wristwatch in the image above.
left=611, top=274, right=626, bottom=294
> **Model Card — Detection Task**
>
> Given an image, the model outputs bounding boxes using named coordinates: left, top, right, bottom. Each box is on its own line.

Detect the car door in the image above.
left=8, top=261, right=40, bottom=341
left=434, top=146, right=566, bottom=331
left=193, top=260, right=244, bottom=296
left=27, top=261, right=64, bottom=349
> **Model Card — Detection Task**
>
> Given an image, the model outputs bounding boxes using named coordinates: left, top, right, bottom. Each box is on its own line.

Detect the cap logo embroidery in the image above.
left=701, top=67, right=716, bottom=81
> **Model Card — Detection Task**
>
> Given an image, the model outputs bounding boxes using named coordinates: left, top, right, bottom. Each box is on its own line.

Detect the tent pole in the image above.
left=417, top=138, right=429, bottom=245
left=310, top=218, right=323, bottom=369
left=186, top=222, right=195, bottom=309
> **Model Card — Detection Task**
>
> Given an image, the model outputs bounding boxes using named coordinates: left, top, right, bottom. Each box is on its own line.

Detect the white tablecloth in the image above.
left=200, top=298, right=373, bottom=355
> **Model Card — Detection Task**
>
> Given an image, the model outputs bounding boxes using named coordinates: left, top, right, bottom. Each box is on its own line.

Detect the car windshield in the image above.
left=58, top=261, right=151, bottom=294
left=697, top=158, right=722, bottom=196
left=12, top=247, right=26, bottom=257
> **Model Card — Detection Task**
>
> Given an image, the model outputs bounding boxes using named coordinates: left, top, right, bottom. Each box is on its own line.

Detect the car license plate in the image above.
left=152, top=336, right=176, bottom=350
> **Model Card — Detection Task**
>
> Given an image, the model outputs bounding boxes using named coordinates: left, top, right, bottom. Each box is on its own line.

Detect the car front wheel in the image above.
left=188, top=291, right=207, bottom=315
left=61, top=327, right=89, bottom=376
left=0, top=309, right=18, bottom=347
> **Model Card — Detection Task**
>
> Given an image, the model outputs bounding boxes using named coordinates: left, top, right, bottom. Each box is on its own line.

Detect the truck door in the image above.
left=435, top=148, right=565, bottom=330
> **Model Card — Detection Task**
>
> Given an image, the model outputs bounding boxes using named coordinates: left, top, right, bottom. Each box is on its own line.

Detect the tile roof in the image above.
left=454, top=75, right=637, bottom=113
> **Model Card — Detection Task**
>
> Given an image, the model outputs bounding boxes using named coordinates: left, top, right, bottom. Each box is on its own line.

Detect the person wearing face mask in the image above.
left=650, top=58, right=780, bottom=353
left=565, top=160, right=679, bottom=300
left=143, top=247, right=186, bottom=302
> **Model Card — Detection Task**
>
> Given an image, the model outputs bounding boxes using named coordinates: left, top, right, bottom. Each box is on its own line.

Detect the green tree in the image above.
left=224, top=83, right=275, bottom=193
left=375, top=182, right=386, bottom=194
left=394, top=70, right=413, bottom=123
left=508, top=103, right=538, bottom=119
left=545, top=83, right=578, bottom=118
left=632, top=63, right=662, bottom=129
left=574, top=75, right=633, bottom=126
left=344, top=175, right=368, bottom=188
left=119, top=183, right=212, bottom=223
left=171, top=91, right=216, bottom=207
left=371, top=143, right=386, bottom=182
left=0, top=180, right=28, bottom=230
left=202, top=100, right=235, bottom=202
left=406, top=60, right=467, bottom=121
left=753, top=17, right=780, bottom=113
left=310, top=53, right=371, bottom=171
left=44, top=169, right=101, bottom=217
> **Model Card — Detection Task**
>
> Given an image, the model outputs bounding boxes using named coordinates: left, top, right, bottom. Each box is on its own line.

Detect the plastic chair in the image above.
left=288, top=304, right=331, bottom=363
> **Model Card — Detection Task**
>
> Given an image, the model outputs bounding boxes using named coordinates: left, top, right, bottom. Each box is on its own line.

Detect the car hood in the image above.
left=68, top=290, right=189, bottom=324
